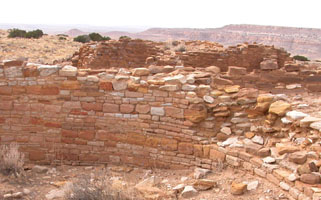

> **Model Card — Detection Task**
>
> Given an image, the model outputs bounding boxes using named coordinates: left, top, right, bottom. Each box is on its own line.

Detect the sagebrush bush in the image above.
left=293, top=55, right=309, bottom=61
left=26, top=29, right=44, bottom=39
left=8, top=29, right=27, bottom=38
left=65, top=175, right=133, bottom=200
left=0, top=143, right=25, bottom=176
left=89, top=33, right=111, bottom=42
left=119, top=36, right=131, bottom=40
left=8, top=28, right=44, bottom=39
left=73, top=35, right=91, bottom=43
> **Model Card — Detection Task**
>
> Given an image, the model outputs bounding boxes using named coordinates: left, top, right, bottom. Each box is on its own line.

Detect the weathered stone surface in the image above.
left=300, top=173, right=321, bottom=184
left=289, top=152, right=307, bottom=164
left=220, top=127, right=231, bottom=135
left=286, top=110, right=308, bottom=120
left=230, top=182, right=247, bottom=195
left=268, top=101, right=291, bottom=116
left=194, top=168, right=211, bottom=179
left=227, top=66, right=247, bottom=76
left=193, top=179, right=217, bottom=191
left=205, top=66, right=220, bottom=74
left=277, top=145, right=300, bottom=155
left=310, top=121, right=321, bottom=131
left=112, top=80, right=127, bottom=90
left=38, top=65, right=59, bottom=76
left=59, top=65, right=77, bottom=76
left=260, top=59, right=278, bottom=70
left=224, top=85, right=240, bottom=93
left=184, top=104, right=207, bottom=123
left=181, top=186, right=198, bottom=198
left=151, top=107, right=165, bottom=116
left=300, top=116, right=321, bottom=128
left=132, top=68, right=150, bottom=76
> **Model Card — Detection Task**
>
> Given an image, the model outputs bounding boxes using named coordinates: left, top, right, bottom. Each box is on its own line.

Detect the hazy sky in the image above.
left=1, top=0, right=320, bottom=29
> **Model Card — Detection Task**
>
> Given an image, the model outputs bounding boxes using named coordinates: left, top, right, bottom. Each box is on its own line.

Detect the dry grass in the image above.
left=0, top=143, right=25, bottom=176
left=64, top=170, right=138, bottom=200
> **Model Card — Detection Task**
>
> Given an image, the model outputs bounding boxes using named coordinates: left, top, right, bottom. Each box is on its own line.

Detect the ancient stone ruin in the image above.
left=1, top=39, right=321, bottom=199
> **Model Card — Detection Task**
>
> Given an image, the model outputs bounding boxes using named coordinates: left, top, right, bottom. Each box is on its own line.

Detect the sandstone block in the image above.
left=230, top=182, right=247, bottom=195
left=132, top=68, right=150, bottom=76
left=269, top=100, right=291, bottom=116
left=178, top=143, right=194, bottom=155
left=120, top=104, right=135, bottom=113
left=151, top=107, right=165, bottom=116
left=300, top=173, right=321, bottom=184
left=260, top=59, right=278, bottom=70
left=103, top=103, right=119, bottom=113
left=136, top=104, right=150, bottom=114
left=184, top=104, right=207, bottom=123
left=59, top=65, right=77, bottom=76
left=227, top=66, right=247, bottom=76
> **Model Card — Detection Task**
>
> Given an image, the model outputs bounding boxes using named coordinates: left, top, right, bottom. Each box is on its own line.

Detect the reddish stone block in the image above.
left=194, top=144, right=203, bottom=157
left=29, top=135, right=43, bottom=143
left=61, top=81, right=80, bottom=90
left=81, top=102, right=103, bottom=111
left=41, top=86, right=59, bottom=95
left=22, top=65, right=39, bottom=77
left=44, top=122, right=61, bottom=128
left=44, top=105, right=62, bottom=113
left=165, top=107, right=184, bottom=118
left=78, top=130, right=95, bottom=140
left=209, top=149, right=226, bottom=162
left=120, top=104, right=135, bottom=113
left=62, top=153, right=79, bottom=161
left=74, top=139, right=87, bottom=145
left=12, top=86, right=26, bottom=94
left=135, top=104, right=150, bottom=114
left=0, top=101, right=13, bottom=110
left=178, top=142, right=194, bottom=155
left=0, top=117, right=5, bottom=124
left=70, top=109, right=88, bottom=115
left=61, top=137, right=74, bottom=144
left=30, top=117, right=43, bottom=125
left=126, top=132, right=146, bottom=146
left=161, top=138, right=178, bottom=151
left=103, top=103, right=119, bottom=113
left=61, top=130, right=78, bottom=138
left=79, top=154, right=99, bottom=162
left=4, top=60, right=24, bottom=67
left=26, top=85, right=42, bottom=95
left=13, top=103, right=30, bottom=111
left=16, top=136, right=29, bottom=143
left=0, top=86, right=12, bottom=95
left=29, top=151, right=46, bottom=161
left=99, top=81, right=113, bottom=91
left=125, top=91, right=144, bottom=98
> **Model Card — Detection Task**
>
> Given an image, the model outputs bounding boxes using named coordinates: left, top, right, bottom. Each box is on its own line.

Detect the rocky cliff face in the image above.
left=103, top=25, right=321, bottom=60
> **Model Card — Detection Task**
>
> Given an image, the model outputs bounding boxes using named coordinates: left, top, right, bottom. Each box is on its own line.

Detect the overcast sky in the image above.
left=1, top=0, right=320, bottom=29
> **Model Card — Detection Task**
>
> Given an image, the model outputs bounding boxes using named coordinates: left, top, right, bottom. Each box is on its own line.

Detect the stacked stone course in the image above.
left=1, top=44, right=321, bottom=199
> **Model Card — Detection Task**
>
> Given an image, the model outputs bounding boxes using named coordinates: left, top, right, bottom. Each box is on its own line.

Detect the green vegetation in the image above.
left=293, top=55, right=309, bottom=61
left=89, top=32, right=111, bottom=41
left=8, top=28, right=43, bottom=39
left=73, top=35, right=91, bottom=43
left=73, top=33, right=111, bottom=43
left=119, top=35, right=131, bottom=40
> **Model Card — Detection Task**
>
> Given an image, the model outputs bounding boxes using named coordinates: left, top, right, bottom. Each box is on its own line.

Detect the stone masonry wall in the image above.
left=72, top=40, right=291, bottom=72
left=1, top=60, right=321, bottom=199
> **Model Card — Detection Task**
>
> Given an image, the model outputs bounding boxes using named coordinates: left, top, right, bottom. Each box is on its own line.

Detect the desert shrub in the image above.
left=293, top=55, right=309, bottom=61
left=65, top=175, right=132, bottom=200
left=26, top=29, right=44, bottom=39
left=74, top=35, right=91, bottom=43
left=119, top=36, right=131, bottom=40
left=0, top=143, right=25, bottom=176
left=8, top=29, right=27, bottom=38
left=8, top=28, right=44, bottom=39
left=59, top=36, right=67, bottom=40
left=57, top=34, right=68, bottom=37
left=89, top=33, right=111, bottom=42
left=175, top=44, right=186, bottom=52
left=171, top=40, right=179, bottom=46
